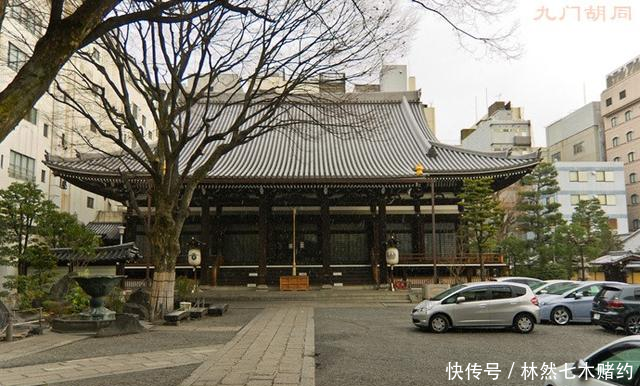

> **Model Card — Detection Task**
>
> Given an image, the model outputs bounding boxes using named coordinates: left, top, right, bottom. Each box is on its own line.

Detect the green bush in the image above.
left=65, top=283, right=90, bottom=314
left=174, top=276, right=197, bottom=300
left=3, top=274, right=53, bottom=310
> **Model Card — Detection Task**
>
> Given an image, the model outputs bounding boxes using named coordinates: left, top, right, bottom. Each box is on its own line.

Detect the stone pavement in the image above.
left=0, top=345, right=221, bottom=386
left=0, top=333, right=87, bottom=362
left=180, top=307, right=315, bottom=386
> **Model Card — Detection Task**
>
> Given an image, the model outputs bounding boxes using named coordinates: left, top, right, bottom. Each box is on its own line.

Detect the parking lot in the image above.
left=315, top=305, right=622, bottom=386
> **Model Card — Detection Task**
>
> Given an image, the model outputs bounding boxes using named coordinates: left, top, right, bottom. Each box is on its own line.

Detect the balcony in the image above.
left=8, top=165, right=35, bottom=182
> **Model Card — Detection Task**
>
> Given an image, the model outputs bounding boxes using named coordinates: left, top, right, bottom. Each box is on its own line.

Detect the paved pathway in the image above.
left=0, top=333, right=87, bottom=362
left=181, top=307, right=315, bottom=386
left=0, top=345, right=220, bottom=386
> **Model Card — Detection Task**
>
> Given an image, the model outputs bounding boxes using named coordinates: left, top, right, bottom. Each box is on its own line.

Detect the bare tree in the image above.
left=0, top=0, right=519, bottom=145
left=0, top=0, right=270, bottom=143
left=51, top=0, right=411, bottom=315
left=411, top=0, right=520, bottom=58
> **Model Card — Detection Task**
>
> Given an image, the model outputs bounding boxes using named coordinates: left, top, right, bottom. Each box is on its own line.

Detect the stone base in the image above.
left=51, top=316, right=113, bottom=334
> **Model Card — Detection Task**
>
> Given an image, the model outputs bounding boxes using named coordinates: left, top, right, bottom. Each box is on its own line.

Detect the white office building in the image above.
left=553, top=161, right=628, bottom=234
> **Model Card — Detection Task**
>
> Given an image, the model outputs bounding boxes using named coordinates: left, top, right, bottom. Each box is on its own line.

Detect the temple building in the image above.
left=45, top=91, right=540, bottom=287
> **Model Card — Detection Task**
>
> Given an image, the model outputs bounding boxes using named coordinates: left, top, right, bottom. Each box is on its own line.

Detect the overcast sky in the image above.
left=404, top=1, right=639, bottom=147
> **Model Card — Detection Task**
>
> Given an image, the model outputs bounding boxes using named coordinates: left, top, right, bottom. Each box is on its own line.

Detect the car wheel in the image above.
left=551, top=307, right=571, bottom=325
left=429, top=314, right=450, bottom=333
left=626, top=315, right=640, bottom=335
left=514, top=313, right=535, bottom=334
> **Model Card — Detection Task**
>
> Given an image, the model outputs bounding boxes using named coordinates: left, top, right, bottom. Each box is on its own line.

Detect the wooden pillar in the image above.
left=413, top=198, right=425, bottom=256
left=378, top=197, right=388, bottom=283
left=211, top=205, right=222, bottom=286
left=370, top=204, right=380, bottom=285
left=258, top=196, right=270, bottom=287
left=320, top=194, right=332, bottom=286
left=124, top=208, right=137, bottom=243
left=200, top=197, right=212, bottom=285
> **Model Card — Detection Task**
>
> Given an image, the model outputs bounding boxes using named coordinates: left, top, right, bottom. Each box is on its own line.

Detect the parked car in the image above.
left=543, top=335, right=640, bottom=386
left=592, top=283, right=640, bottom=334
left=539, top=281, right=622, bottom=325
left=534, top=280, right=579, bottom=295
left=411, top=282, right=539, bottom=334
left=491, top=276, right=544, bottom=288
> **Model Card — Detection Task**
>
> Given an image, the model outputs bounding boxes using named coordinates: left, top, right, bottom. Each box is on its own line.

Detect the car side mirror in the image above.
left=571, top=359, right=589, bottom=377
left=456, top=296, right=466, bottom=304
left=574, top=293, right=584, bottom=300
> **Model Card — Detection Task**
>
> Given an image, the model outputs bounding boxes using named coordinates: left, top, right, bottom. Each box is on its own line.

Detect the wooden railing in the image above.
left=399, top=253, right=504, bottom=265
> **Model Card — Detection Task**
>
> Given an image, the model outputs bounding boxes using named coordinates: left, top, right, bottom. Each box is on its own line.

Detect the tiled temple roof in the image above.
left=45, top=91, right=539, bottom=191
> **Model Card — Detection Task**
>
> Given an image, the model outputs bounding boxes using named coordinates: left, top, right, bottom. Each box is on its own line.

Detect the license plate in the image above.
left=594, top=313, right=600, bottom=320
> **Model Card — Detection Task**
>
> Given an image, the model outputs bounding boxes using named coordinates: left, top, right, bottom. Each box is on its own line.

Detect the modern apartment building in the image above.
left=601, top=54, right=640, bottom=231
left=460, top=101, right=532, bottom=155
left=545, top=102, right=605, bottom=162
left=553, top=162, right=628, bottom=234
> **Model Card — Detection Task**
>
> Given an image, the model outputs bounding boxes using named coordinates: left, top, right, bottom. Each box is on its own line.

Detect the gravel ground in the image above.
left=315, top=306, right=622, bottom=386
left=51, top=364, right=200, bottom=386
left=0, top=307, right=261, bottom=368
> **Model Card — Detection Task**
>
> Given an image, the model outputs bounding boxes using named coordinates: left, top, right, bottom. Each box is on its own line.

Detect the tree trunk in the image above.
left=0, top=1, right=118, bottom=141
left=147, top=202, right=183, bottom=317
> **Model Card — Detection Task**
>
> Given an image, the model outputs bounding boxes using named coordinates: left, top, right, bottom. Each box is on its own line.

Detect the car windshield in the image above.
left=431, top=284, right=466, bottom=301
left=529, top=282, right=546, bottom=291
left=546, top=282, right=580, bottom=295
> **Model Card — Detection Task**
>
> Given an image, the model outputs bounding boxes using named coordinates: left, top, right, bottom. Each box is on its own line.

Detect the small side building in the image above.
left=591, top=251, right=640, bottom=283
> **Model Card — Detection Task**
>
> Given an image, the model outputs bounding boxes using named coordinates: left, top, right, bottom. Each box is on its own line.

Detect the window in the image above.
left=25, top=108, right=37, bottom=125
left=595, top=171, right=614, bottom=182
left=9, top=3, right=41, bottom=36
left=596, top=195, right=607, bottom=205
left=90, top=122, right=98, bottom=133
left=457, top=287, right=490, bottom=302
left=626, top=110, right=632, bottom=121
left=141, top=115, right=147, bottom=128
left=573, top=142, right=584, bottom=154
left=0, top=154, right=3, bottom=168
left=614, top=157, right=621, bottom=162
left=611, top=117, right=618, bottom=127
left=606, top=195, right=617, bottom=206
left=632, top=194, right=639, bottom=206
left=627, top=131, right=634, bottom=142
left=634, top=219, right=640, bottom=231
left=40, top=170, right=45, bottom=183
left=588, top=342, right=640, bottom=386
left=631, top=173, right=637, bottom=184
left=606, top=97, right=612, bottom=107
left=569, top=171, right=588, bottom=182
left=629, top=152, right=635, bottom=163
left=132, top=103, right=139, bottom=120
left=490, top=286, right=513, bottom=300
left=43, top=123, right=48, bottom=138
left=612, top=137, right=619, bottom=147
left=620, top=90, right=627, bottom=99
left=61, top=133, right=67, bottom=149
left=570, top=195, right=580, bottom=205
left=91, top=48, right=100, bottom=62
left=148, top=130, right=153, bottom=140
left=551, top=152, right=561, bottom=162
left=60, top=179, right=67, bottom=189
left=7, top=43, right=27, bottom=71
left=8, top=150, right=35, bottom=182
left=86, top=197, right=94, bottom=209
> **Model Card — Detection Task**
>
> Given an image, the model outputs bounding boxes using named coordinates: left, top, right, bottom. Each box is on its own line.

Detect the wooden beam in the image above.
left=378, top=197, right=388, bottom=284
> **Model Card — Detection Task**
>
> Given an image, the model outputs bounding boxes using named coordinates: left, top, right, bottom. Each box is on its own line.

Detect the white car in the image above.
left=545, top=336, right=640, bottom=385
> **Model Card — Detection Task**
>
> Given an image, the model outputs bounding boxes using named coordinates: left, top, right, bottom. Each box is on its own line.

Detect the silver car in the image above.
left=411, top=282, right=540, bottom=333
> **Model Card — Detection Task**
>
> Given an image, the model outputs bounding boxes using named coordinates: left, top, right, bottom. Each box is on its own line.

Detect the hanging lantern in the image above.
left=386, top=245, right=399, bottom=266
left=188, top=237, right=202, bottom=266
